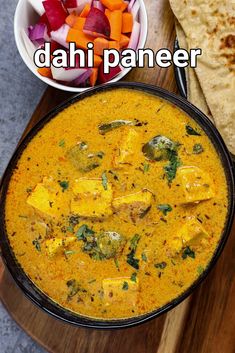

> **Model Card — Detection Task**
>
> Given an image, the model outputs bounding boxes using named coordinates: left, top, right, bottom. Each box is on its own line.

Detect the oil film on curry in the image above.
left=2, top=0, right=235, bottom=323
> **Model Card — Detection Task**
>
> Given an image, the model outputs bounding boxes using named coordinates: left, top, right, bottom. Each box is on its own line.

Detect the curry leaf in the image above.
left=186, top=125, right=201, bottom=136
left=127, top=234, right=141, bottom=270
left=66, top=279, right=80, bottom=300
left=99, top=120, right=135, bottom=134
left=127, top=252, right=139, bottom=270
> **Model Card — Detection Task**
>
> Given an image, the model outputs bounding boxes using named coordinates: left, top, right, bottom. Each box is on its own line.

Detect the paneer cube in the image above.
left=177, top=166, right=215, bottom=203
left=102, top=277, right=139, bottom=306
left=172, top=218, right=209, bottom=253
left=45, top=237, right=76, bottom=256
left=112, top=189, right=152, bottom=222
left=27, top=177, right=69, bottom=217
left=114, top=128, right=140, bottom=166
left=71, top=178, right=113, bottom=217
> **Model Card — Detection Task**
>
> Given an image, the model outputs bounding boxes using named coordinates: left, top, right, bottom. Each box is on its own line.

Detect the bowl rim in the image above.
left=0, top=81, right=234, bottom=329
left=14, top=0, right=148, bottom=92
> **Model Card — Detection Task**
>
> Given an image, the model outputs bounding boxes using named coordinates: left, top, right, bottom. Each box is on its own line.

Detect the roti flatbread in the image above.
left=175, top=21, right=212, bottom=120
left=169, top=0, right=235, bottom=153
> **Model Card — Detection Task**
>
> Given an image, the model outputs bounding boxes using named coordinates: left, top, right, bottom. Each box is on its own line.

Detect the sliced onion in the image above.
left=43, top=0, right=68, bottom=31
left=84, top=7, right=110, bottom=38
left=72, top=68, right=92, bottom=86
left=131, top=0, right=140, bottom=21
left=51, top=66, right=87, bottom=81
left=128, top=0, right=135, bottom=12
left=21, top=29, right=38, bottom=61
left=51, top=24, right=70, bottom=48
left=128, top=21, right=140, bottom=50
left=28, top=23, right=48, bottom=45
left=93, top=1, right=105, bottom=12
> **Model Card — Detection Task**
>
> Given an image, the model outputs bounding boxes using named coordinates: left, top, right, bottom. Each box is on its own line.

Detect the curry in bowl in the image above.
left=4, top=87, right=229, bottom=320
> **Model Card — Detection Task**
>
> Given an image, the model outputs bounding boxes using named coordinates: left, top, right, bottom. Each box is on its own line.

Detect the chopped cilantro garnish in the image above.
left=141, top=252, right=147, bottom=262
left=130, top=272, right=137, bottom=282
left=122, top=281, right=129, bottom=290
left=154, top=262, right=167, bottom=269
left=193, top=143, right=204, bottom=154
left=157, top=204, right=172, bottom=216
left=182, top=246, right=195, bottom=259
left=101, top=172, right=108, bottom=190
left=59, top=180, right=69, bottom=192
left=143, top=162, right=150, bottom=173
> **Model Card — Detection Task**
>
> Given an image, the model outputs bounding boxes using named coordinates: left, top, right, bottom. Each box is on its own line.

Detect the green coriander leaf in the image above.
left=193, top=143, right=204, bottom=154
left=141, top=252, right=147, bottom=262
left=101, top=172, right=108, bottom=190
left=122, top=281, right=129, bottom=290
left=197, top=265, right=204, bottom=275
left=182, top=246, right=195, bottom=259
left=143, top=162, right=150, bottom=173
left=130, top=272, right=137, bottom=282
left=154, top=262, right=167, bottom=269
left=58, top=139, right=65, bottom=147
left=59, top=180, right=69, bottom=192
left=157, top=204, right=172, bottom=216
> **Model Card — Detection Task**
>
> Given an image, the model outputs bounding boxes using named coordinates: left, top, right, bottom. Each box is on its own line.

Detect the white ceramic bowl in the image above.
left=14, top=0, right=148, bottom=92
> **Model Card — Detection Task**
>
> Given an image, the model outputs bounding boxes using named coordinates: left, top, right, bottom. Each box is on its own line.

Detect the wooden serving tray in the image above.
left=1, top=0, right=235, bottom=352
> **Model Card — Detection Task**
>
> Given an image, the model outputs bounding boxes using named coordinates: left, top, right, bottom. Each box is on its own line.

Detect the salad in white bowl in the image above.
left=14, top=0, right=148, bottom=92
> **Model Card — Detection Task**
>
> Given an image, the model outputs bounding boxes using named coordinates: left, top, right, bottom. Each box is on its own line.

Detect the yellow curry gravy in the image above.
left=5, top=88, right=228, bottom=319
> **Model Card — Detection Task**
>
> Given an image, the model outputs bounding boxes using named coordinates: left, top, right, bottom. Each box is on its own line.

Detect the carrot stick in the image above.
left=101, top=0, right=123, bottom=11
left=109, top=40, right=120, bottom=50
left=105, top=8, right=111, bottom=20
left=109, top=10, right=122, bottom=41
left=66, top=28, right=94, bottom=49
left=80, top=4, right=91, bottom=17
left=90, top=68, right=98, bottom=86
left=120, top=33, right=129, bottom=48
left=72, top=17, right=86, bottom=30
left=122, top=12, right=133, bottom=33
left=94, top=37, right=109, bottom=55
left=120, top=2, right=128, bottom=11
left=65, top=11, right=77, bottom=27
left=37, top=67, right=52, bottom=78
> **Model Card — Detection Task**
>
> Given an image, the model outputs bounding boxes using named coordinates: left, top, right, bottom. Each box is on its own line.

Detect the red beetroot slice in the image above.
left=84, top=7, right=110, bottom=38
left=98, top=65, right=121, bottom=83
left=38, top=13, right=51, bottom=35
left=63, top=0, right=77, bottom=8
left=43, top=0, right=68, bottom=31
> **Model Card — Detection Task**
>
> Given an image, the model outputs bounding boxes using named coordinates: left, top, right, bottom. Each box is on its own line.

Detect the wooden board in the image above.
left=1, top=0, right=235, bottom=352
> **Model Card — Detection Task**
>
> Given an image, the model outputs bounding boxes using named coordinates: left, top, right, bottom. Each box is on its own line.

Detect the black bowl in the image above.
left=0, top=82, right=234, bottom=329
